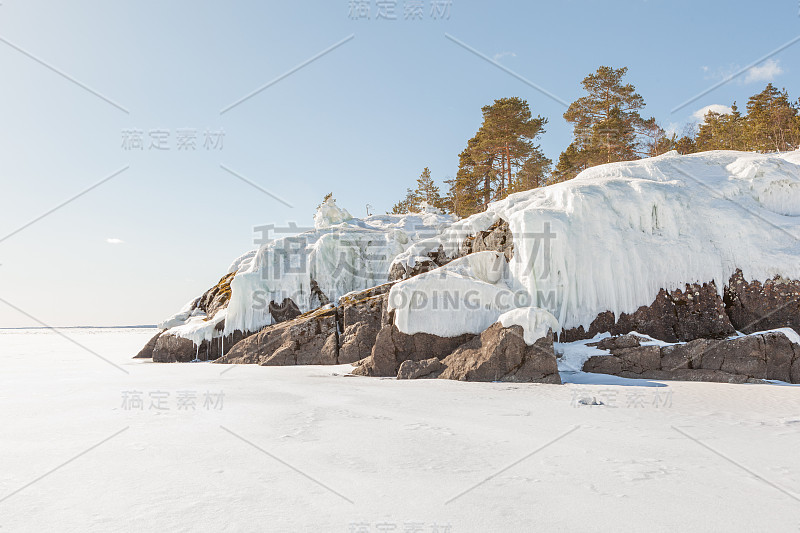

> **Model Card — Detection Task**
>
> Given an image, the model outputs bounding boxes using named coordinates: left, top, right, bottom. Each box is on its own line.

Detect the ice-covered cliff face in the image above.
left=221, top=197, right=455, bottom=336
left=160, top=150, right=800, bottom=347
left=391, top=150, right=800, bottom=336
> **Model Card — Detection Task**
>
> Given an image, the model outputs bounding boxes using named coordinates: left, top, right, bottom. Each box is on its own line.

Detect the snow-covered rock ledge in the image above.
left=137, top=150, right=800, bottom=384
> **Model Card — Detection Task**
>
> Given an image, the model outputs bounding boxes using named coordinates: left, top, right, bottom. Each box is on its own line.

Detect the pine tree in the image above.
left=673, top=123, right=698, bottom=155
left=640, top=118, right=673, bottom=157
left=412, top=167, right=447, bottom=210
left=550, top=142, right=590, bottom=183
left=745, top=84, right=799, bottom=152
left=556, top=66, right=653, bottom=181
left=477, top=97, right=549, bottom=199
left=511, top=151, right=551, bottom=192
left=447, top=136, right=486, bottom=217
left=695, top=104, right=746, bottom=151
left=449, top=98, right=550, bottom=211
left=673, top=134, right=697, bottom=155
left=390, top=188, right=416, bottom=214
left=390, top=168, right=447, bottom=214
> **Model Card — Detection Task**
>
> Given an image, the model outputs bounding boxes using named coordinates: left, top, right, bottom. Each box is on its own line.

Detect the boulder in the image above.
left=339, top=320, right=380, bottom=364
left=582, top=346, right=661, bottom=376
left=351, top=324, right=475, bottom=377
left=438, top=323, right=560, bottom=383
left=582, top=330, right=800, bottom=383
left=134, top=330, right=164, bottom=359
left=152, top=333, right=198, bottom=363
left=397, top=358, right=443, bottom=380
left=337, top=283, right=395, bottom=364
left=137, top=269, right=266, bottom=362
left=217, top=306, right=339, bottom=366
left=151, top=328, right=251, bottom=363
left=590, top=333, right=650, bottom=351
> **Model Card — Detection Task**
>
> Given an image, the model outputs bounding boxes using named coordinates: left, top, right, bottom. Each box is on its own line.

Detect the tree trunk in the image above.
left=499, top=151, right=505, bottom=196
left=505, top=143, right=512, bottom=192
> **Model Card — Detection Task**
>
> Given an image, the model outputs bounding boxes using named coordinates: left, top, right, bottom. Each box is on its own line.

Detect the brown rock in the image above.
left=583, top=345, right=661, bottom=376
left=562, top=282, right=735, bottom=343
left=152, top=333, right=198, bottom=363
left=387, top=219, right=513, bottom=282
left=471, top=219, right=514, bottom=262
left=196, top=273, right=235, bottom=320
left=660, top=339, right=714, bottom=371
left=762, top=332, right=795, bottom=383
left=352, top=324, right=475, bottom=377
left=134, top=330, right=164, bottom=359
left=706, top=335, right=765, bottom=376
left=791, top=346, right=800, bottom=384
left=582, top=331, right=800, bottom=384
left=339, top=321, right=379, bottom=364
left=724, top=270, right=800, bottom=335
left=624, top=368, right=754, bottom=384
left=310, top=279, right=330, bottom=308
left=152, top=328, right=252, bottom=363
left=219, top=306, right=338, bottom=366
left=397, top=358, right=443, bottom=379
left=269, top=298, right=302, bottom=324
left=438, top=323, right=560, bottom=383
left=590, top=334, right=647, bottom=350
left=337, top=289, right=393, bottom=364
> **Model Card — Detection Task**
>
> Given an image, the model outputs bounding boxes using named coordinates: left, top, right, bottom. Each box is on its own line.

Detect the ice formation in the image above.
left=389, top=251, right=523, bottom=337
left=391, top=150, right=800, bottom=336
left=160, top=150, right=800, bottom=347
left=157, top=199, right=454, bottom=342
left=313, top=196, right=353, bottom=229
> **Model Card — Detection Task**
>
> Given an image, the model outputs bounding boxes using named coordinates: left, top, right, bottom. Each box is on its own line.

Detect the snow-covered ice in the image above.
left=1, top=328, right=799, bottom=532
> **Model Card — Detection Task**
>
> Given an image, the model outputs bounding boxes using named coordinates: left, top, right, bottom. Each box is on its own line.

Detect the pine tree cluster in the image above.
left=387, top=67, right=800, bottom=217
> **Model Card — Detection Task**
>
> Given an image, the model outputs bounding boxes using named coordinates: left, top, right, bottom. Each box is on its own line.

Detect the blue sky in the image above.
left=0, top=0, right=797, bottom=327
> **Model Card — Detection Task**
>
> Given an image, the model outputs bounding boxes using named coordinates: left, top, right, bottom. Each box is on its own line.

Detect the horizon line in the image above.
left=0, top=325, right=159, bottom=330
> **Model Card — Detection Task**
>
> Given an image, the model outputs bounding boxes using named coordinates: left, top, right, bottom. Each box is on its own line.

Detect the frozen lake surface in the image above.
left=1, top=328, right=798, bottom=532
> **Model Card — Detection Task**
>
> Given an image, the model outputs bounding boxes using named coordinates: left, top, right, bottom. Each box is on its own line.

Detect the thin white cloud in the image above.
left=692, top=104, right=733, bottom=121
left=703, top=58, right=783, bottom=86
left=106, top=238, right=124, bottom=245
left=744, top=58, right=783, bottom=83
left=492, top=51, right=516, bottom=62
